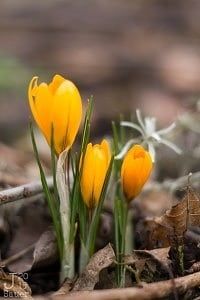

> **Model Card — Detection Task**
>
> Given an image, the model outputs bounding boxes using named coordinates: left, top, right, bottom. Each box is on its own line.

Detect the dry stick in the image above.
left=0, top=243, right=35, bottom=267
left=0, top=171, right=200, bottom=206
left=165, top=171, right=200, bottom=193
left=51, top=271, right=200, bottom=300
left=0, top=177, right=53, bottom=205
left=145, top=171, right=200, bottom=194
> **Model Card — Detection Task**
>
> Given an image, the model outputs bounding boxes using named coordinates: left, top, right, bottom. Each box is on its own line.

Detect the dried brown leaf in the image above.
left=53, top=279, right=72, bottom=296
left=135, top=259, right=146, bottom=274
left=137, top=248, right=170, bottom=269
left=187, top=261, right=200, bottom=274
left=124, top=247, right=170, bottom=276
left=147, top=198, right=187, bottom=247
left=146, top=219, right=170, bottom=247
left=7, top=201, right=50, bottom=273
left=147, top=185, right=200, bottom=247
left=32, top=229, right=58, bottom=269
left=187, top=187, right=200, bottom=226
left=159, top=198, right=187, bottom=238
left=73, top=244, right=115, bottom=291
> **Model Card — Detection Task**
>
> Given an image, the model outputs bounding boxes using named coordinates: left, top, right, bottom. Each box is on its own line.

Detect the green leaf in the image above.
left=80, top=96, right=94, bottom=155
left=78, top=194, right=88, bottom=243
left=119, top=114, right=126, bottom=145
left=69, top=96, right=93, bottom=243
left=114, top=182, right=128, bottom=287
left=56, top=148, right=74, bottom=279
left=86, top=156, right=114, bottom=257
left=112, top=121, right=123, bottom=178
left=30, top=122, right=63, bottom=259
left=112, top=121, right=120, bottom=154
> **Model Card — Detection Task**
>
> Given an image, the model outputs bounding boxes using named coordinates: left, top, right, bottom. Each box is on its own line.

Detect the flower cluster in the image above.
left=28, top=74, right=153, bottom=283
left=29, top=74, right=152, bottom=207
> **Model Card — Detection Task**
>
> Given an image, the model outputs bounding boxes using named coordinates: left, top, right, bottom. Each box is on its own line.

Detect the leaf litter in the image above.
left=149, top=185, right=200, bottom=247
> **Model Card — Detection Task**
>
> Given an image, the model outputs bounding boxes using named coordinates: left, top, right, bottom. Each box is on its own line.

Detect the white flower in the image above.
left=115, top=109, right=182, bottom=162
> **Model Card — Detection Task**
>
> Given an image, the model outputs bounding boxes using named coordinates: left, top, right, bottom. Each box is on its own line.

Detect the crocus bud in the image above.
left=80, top=140, right=111, bottom=209
left=28, top=74, right=82, bottom=154
left=121, top=144, right=152, bottom=202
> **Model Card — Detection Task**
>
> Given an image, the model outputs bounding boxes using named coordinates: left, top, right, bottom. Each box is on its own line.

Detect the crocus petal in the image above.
left=28, top=76, right=40, bottom=126
left=122, top=155, right=142, bottom=200
left=92, top=146, right=108, bottom=205
left=139, top=151, right=152, bottom=190
left=28, top=75, right=82, bottom=155
left=28, top=77, right=52, bottom=140
left=80, top=140, right=111, bottom=209
left=101, top=139, right=111, bottom=166
left=48, top=74, right=65, bottom=95
left=81, top=143, right=96, bottom=208
left=52, top=80, right=82, bottom=154
left=34, top=82, right=53, bottom=140
left=121, top=144, right=153, bottom=202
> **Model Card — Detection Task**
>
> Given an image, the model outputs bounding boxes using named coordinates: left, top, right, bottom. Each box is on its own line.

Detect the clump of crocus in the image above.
left=80, top=140, right=111, bottom=210
left=28, top=74, right=82, bottom=154
left=121, top=144, right=152, bottom=202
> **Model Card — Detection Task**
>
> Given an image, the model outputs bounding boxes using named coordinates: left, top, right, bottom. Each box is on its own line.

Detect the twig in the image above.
left=0, top=243, right=35, bottom=267
left=145, top=171, right=200, bottom=194
left=0, top=177, right=53, bottom=205
left=50, top=270, right=200, bottom=300
left=166, top=171, right=200, bottom=192
left=0, top=171, right=199, bottom=206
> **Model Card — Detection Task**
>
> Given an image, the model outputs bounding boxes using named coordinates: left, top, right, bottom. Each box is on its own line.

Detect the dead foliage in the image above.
left=72, top=244, right=115, bottom=291
left=148, top=185, right=200, bottom=247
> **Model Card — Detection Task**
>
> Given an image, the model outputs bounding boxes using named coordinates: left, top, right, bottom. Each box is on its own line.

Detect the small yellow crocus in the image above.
left=80, top=140, right=111, bottom=210
left=28, top=74, right=82, bottom=154
left=121, top=144, right=152, bottom=202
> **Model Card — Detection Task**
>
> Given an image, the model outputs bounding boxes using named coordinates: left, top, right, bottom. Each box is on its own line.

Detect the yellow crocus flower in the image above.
left=80, top=140, right=111, bottom=209
left=28, top=74, right=82, bottom=154
left=121, top=144, right=152, bottom=202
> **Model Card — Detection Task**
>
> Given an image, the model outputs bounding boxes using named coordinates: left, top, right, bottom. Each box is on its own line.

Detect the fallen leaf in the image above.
left=6, top=201, right=50, bottom=273
left=135, top=248, right=170, bottom=269
left=32, top=229, right=58, bottom=269
left=73, top=244, right=115, bottom=291
left=148, top=185, right=200, bottom=247
left=146, top=218, right=170, bottom=248
left=53, top=279, right=72, bottom=296
left=157, top=197, right=187, bottom=241
left=186, top=261, right=200, bottom=274
left=124, top=247, right=170, bottom=277
left=187, top=186, right=200, bottom=226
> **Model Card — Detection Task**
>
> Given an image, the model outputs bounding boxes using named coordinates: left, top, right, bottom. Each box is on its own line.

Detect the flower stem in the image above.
left=125, top=209, right=133, bottom=254
left=115, top=195, right=128, bottom=287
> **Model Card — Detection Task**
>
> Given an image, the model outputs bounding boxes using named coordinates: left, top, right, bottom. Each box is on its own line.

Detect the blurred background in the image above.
left=0, top=0, right=200, bottom=143
left=0, top=1, right=200, bottom=285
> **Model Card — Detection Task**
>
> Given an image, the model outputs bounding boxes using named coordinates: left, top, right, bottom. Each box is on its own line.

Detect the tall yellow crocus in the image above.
left=80, top=140, right=111, bottom=210
left=28, top=74, right=82, bottom=154
left=121, top=144, right=152, bottom=202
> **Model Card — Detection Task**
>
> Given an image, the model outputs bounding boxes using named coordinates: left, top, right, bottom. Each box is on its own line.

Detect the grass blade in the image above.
left=86, top=156, right=114, bottom=257
left=69, top=96, right=93, bottom=243
left=30, top=122, right=63, bottom=258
